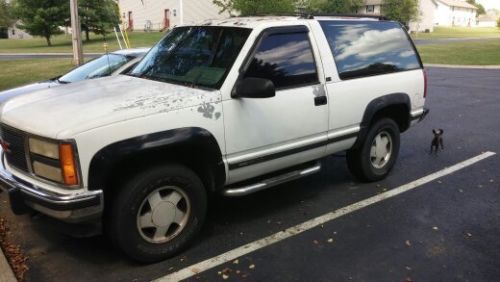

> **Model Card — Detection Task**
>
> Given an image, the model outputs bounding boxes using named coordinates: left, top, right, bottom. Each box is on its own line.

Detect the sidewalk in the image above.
left=0, top=246, right=16, bottom=282
left=425, top=63, right=500, bottom=69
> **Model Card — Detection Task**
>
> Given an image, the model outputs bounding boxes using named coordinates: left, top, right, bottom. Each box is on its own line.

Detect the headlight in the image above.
left=28, top=138, right=59, bottom=159
left=28, top=137, right=79, bottom=186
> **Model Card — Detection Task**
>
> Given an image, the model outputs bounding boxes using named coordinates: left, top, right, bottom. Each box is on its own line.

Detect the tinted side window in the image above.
left=319, top=21, right=422, bottom=80
left=245, top=32, right=318, bottom=89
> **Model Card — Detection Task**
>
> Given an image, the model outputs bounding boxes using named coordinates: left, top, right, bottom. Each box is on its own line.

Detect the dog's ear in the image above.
left=439, top=129, right=444, bottom=134
left=433, top=129, right=437, bottom=134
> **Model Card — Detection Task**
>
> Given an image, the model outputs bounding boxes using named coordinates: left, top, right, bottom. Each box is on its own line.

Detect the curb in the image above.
left=0, top=246, right=17, bottom=282
left=424, top=63, right=500, bottom=69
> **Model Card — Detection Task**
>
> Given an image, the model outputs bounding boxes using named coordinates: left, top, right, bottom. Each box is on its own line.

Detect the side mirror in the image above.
left=232, top=77, right=275, bottom=99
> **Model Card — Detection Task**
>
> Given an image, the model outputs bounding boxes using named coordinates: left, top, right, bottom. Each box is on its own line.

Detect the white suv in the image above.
left=0, top=16, right=428, bottom=262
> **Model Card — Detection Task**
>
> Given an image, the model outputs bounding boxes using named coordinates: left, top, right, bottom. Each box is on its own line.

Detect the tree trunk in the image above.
left=45, top=35, right=52, bottom=46
left=85, top=29, right=90, bottom=42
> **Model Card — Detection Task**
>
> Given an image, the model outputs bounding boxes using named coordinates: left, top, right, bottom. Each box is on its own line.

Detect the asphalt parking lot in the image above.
left=1, top=67, right=499, bottom=281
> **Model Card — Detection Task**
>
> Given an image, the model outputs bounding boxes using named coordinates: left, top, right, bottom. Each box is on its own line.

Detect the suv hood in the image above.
left=0, top=75, right=220, bottom=138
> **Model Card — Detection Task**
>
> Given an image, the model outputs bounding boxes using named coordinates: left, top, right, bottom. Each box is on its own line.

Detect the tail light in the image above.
left=423, top=69, right=428, bottom=98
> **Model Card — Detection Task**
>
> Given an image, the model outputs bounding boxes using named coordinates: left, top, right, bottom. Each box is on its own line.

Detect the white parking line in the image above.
left=156, top=151, right=496, bottom=282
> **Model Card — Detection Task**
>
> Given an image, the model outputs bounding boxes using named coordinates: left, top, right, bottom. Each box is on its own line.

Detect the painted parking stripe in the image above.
left=156, top=151, right=496, bottom=282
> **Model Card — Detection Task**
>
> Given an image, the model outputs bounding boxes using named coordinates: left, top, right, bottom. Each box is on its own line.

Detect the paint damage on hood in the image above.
left=0, top=75, right=221, bottom=139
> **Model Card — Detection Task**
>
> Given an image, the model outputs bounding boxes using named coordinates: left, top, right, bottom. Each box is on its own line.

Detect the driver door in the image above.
left=223, top=26, right=329, bottom=184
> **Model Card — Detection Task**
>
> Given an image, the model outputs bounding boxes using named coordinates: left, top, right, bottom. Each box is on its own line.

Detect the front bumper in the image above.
left=0, top=149, right=103, bottom=222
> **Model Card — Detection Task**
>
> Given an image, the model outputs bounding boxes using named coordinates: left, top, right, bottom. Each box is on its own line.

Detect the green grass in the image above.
left=0, top=59, right=74, bottom=91
left=412, top=26, right=500, bottom=39
left=417, top=39, right=500, bottom=65
left=0, top=32, right=164, bottom=53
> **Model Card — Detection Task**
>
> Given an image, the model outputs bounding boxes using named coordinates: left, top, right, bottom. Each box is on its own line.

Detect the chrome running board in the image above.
left=223, top=162, right=321, bottom=197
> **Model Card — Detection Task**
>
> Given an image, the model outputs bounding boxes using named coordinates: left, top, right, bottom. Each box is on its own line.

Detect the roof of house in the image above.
left=436, top=0, right=478, bottom=9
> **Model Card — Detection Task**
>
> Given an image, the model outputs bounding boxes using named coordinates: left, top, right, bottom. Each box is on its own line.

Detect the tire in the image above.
left=346, top=118, right=400, bottom=182
left=106, top=164, right=207, bottom=263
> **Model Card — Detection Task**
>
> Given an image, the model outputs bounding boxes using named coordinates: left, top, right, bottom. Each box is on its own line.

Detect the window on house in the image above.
left=366, top=5, right=375, bottom=13
left=244, top=31, right=319, bottom=89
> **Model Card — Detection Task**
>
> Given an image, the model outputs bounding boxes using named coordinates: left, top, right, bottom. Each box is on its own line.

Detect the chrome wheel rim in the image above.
left=370, top=131, right=393, bottom=169
left=137, top=186, right=191, bottom=244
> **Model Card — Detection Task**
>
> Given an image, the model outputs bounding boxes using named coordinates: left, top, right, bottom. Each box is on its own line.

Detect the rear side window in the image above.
left=245, top=32, right=318, bottom=89
left=319, top=20, right=422, bottom=80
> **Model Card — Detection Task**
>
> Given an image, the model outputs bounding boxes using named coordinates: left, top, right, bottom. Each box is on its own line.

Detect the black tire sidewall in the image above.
left=108, top=164, right=207, bottom=263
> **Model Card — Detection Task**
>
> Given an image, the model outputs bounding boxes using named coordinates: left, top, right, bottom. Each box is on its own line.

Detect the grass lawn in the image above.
left=413, top=26, right=500, bottom=39
left=0, top=59, right=74, bottom=91
left=417, top=39, right=500, bottom=65
left=0, top=32, right=164, bottom=53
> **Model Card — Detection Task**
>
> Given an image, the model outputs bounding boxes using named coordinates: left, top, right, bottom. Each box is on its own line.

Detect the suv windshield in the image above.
left=129, top=26, right=251, bottom=89
left=59, top=53, right=130, bottom=83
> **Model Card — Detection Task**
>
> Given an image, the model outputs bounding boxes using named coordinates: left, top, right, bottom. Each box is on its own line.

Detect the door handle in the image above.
left=314, top=95, right=327, bottom=106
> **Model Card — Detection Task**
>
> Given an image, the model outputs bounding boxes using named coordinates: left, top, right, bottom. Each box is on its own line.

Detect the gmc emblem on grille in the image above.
left=0, top=139, right=11, bottom=153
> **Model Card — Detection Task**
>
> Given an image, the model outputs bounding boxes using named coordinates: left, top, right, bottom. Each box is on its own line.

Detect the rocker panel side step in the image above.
left=223, top=162, right=321, bottom=197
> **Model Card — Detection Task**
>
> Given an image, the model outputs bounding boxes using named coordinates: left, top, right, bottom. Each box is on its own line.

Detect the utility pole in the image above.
left=70, top=0, right=83, bottom=66
left=179, top=0, right=184, bottom=25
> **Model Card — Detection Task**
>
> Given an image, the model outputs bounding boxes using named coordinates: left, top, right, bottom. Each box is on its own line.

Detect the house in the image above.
left=357, top=0, right=437, bottom=32
left=410, top=0, right=438, bottom=32
left=357, top=0, right=478, bottom=32
left=434, top=0, right=477, bottom=27
left=117, top=0, right=230, bottom=31
left=7, top=23, right=32, bottom=39
left=476, top=12, right=498, bottom=27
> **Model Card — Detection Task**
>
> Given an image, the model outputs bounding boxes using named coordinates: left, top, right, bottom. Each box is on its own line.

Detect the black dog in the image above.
left=431, top=129, right=444, bottom=154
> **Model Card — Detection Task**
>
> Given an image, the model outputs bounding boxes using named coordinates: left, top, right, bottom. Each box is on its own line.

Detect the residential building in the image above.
left=357, top=0, right=436, bottom=32
left=476, top=13, right=498, bottom=27
left=434, top=0, right=477, bottom=27
left=357, top=0, right=478, bottom=32
left=7, top=22, right=32, bottom=39
left=410, top=0, right=437, bottom=32
left=117, top=0, right=230, bottom=31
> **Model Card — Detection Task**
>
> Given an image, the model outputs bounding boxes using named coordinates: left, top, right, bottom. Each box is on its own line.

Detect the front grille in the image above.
left=1, top=125, right=29, bottom=172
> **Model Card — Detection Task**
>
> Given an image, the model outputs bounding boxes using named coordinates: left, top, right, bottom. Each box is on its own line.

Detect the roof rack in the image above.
left=299, top=13, right=389, bottom=21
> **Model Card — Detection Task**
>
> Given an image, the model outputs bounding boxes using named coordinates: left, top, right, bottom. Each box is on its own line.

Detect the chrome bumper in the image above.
left=0, top=149, right=103, bottom=222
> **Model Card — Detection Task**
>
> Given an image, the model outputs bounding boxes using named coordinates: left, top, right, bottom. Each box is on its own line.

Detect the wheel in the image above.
left=346, top=118, right=400, bottom=182
left=106, top=164, right=207, bottom=263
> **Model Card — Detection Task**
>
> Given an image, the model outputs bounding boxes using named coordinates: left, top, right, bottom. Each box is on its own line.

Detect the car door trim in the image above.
left=227, top=131, right=358, bottom=170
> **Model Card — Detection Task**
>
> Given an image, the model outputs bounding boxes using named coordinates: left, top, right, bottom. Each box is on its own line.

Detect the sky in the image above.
left=476, top=0, right=500, bottom=10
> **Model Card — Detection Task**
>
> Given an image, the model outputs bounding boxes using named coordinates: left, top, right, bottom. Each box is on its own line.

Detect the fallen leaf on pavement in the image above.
left=405, top=240, right=411, bottom=246
left=249, top=264, right=255, bottom=270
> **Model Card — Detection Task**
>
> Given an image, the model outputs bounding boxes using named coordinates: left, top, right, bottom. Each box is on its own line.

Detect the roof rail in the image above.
left=299, top=13, right=389, bottom=21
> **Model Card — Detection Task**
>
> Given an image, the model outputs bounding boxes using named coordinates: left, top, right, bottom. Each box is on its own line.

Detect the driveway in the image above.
left=1, top=67, right=499, bottom=281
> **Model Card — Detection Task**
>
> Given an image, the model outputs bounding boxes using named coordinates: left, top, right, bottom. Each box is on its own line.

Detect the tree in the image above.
left=13, top=0, right=69, bottom=46
left=381, top=0, right=418, bottom=24
left=79, top=0, right=120, bottom=41
left=213, top=0, right=296, bottom=16
left=0, top=0, right=14, bottom=28
left=305, top=0, right=363, bottom=14
left=466, top=0, right=485, bottom=15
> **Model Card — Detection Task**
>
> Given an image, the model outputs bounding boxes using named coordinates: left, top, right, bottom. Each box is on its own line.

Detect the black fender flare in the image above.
left=87, top=127, right=225, bottom=192
left=353, top=93, right=411, bottom=149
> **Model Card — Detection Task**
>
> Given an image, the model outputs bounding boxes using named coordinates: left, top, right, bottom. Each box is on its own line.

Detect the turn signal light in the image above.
left=59, top=143, right=78, bottom=186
